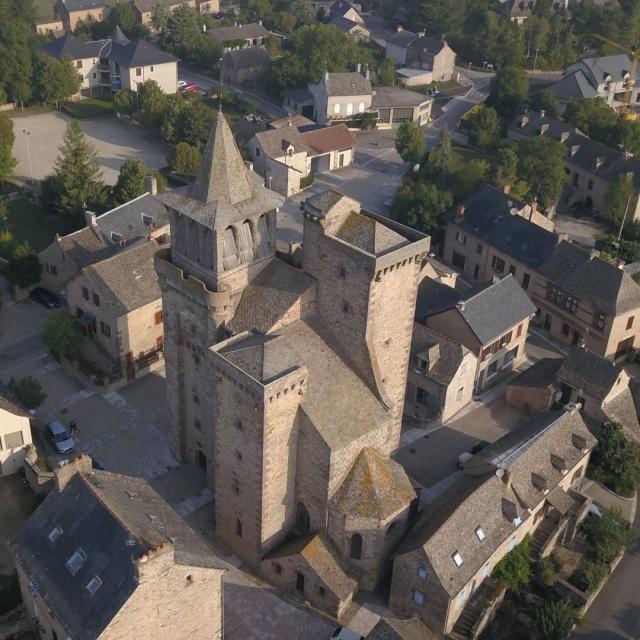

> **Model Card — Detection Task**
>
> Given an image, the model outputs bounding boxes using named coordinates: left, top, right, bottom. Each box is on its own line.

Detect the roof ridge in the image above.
left=96, top=191, right=150, bottom=220
left=462, top=273, right=513, bottom=305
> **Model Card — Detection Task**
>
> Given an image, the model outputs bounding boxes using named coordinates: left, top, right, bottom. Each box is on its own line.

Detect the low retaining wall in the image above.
left=23, top=445, right=54, bottom=496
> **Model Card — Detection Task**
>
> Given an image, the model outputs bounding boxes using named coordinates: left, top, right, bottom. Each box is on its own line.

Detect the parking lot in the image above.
left=12, top=111, right=167, bottom=185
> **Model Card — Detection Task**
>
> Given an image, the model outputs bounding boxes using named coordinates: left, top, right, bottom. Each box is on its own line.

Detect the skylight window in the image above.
left=146, top=514, right=160, bottom=523
left=85, top=575, right=102, bottom=595
left=48, top=526, right=63, bottom=543
left=66, top=548, right=87, bottom=575
left=475, top=526, right=486, bottom=542
left=452, top=551, right=463, bottom=567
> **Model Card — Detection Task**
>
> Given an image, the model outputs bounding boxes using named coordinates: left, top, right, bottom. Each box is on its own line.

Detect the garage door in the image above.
left=311, top=154, right=331, bottom=174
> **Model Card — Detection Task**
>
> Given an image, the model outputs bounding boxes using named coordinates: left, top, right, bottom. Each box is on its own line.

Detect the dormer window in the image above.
left=48, top=526, right=63, bottom=543
left=551, top=454, right=567, bottom=473
left=66, top=548, right=87, bottom=575
left=111, top=231, right=123, bottom=243
left=475, top=526, right=486, bottom=542
left=142, top=214, right=154, bottom=227
left=85, top=575, right=102, bottom=595
left=531, top=473, right=548, bottom=492
left=572, top=433, right=588, bottom=452
left=452, top=551, right=463, bottom=567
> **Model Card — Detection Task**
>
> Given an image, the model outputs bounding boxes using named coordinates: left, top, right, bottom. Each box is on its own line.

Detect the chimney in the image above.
left=594, top=156, right=604, bottom=170
left=258, top=19, right=262, bottom=25
left=54, top=454, right=94, bottom=493
left=503, top=184, right=511, bottom=194
left=356, top=62, right=362, bottom=73
left=324, top=70, right=329, bottom=83
left=84, top=210, right=98, bottom=228
left=589, top=248, right=600, bottom=261
left=520, top=115, right=529, bottom=128
left=560, top=131, right=570, bottom=143
left=539, top=123, right=550, bottom=135
left=456, top=300, right=466, bottom=311
left=365, top=67, right=370, bottom=80
left=570, top=144, right=580, bottom=157
left=616, top=258, right=626, bottom=269
left=539, top=109, right=546, bottom=118
left=456, top=204, right=465, bottom=221
left=144, top=174, right=158, bottom=196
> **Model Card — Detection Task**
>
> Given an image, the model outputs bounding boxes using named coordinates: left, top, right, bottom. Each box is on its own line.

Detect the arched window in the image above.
left=296, top=503, right=310, bottom=534
left=237, top=220, right=254, bottom=264
left=222, top=226, right=240, bottom=271
left=195, top=450, right=207, bottom=471
left=349, top=533, right=363, bottom=560
left=255, top=214, right=270, bottom=258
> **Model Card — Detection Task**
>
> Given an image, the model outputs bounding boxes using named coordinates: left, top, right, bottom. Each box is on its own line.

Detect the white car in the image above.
left=177, top=80, right=188, bottom=90
left=331, top=627, right=364, bottom=640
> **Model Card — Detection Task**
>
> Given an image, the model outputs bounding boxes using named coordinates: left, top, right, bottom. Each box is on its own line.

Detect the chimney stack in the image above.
left=144, top=174, right=158, bottom=196
left=456, top=204, right=465, bottom=221
left=54, top=454, right=94, bottom=493
left=84, top=210, right=98, bottom=228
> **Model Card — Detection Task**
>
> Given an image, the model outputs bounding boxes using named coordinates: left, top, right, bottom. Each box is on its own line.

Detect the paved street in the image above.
left=12, top=111, right=167, bottom=185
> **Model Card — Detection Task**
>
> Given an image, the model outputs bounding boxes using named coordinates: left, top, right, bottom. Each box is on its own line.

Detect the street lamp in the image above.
left=22, top=129, right=33, bottom=185
left=533, top=48, right=540, bottom=73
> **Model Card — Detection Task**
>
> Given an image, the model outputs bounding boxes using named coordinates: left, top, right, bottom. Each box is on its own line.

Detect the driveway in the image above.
left=12, top=111, right=167, bottom=185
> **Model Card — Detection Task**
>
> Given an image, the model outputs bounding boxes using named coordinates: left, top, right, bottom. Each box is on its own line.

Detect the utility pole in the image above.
left=615, top=189, right=634, bottom=259
left=22, top=129, right=33, bottom=185
left=533, top=48, right=540, bottom=73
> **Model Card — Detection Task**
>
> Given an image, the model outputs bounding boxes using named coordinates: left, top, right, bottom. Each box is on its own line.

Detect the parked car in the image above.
left=180, top=82, right=199, bottom=93
left=46, top=420, right=75, bottom=455
left=30, top=287, right=60, bottom=309
left=177, top=80, right=188, bottom=90
left=331, top=628, right=364, bottom=640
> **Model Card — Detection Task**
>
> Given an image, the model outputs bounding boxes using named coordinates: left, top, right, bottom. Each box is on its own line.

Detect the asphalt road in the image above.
left=0, top=329, right=47, bottom=382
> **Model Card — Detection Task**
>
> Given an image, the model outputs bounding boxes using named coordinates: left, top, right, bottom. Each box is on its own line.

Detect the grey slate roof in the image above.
left=323, top=71, right=372, bottom=96
left=549, top=70, right=597, bottom=101
left=57, top=0, right=108, bottom=11
left=367, top=618, right=440, bottom=640
left=222, top=45, right=271, bottom=70
left=254, top=127, right=309, bottom=159
left=372, top=85, right=430, bottom=108
left=133, top=0, right=189, bottom=11
left=603, top=387, right=640, bottom=438
left=568, top=54, right=634, bottom=86
left=41, top=32, right=109, bottom=60
left=9, top=468, right=222, bottom=640
left=407, top=35, right=446, bottom=56
left=556, top=346, right=623, bottom=401
left=108, top=36, right=177, bottom=67
left=160, top=111, right=282, bottom=230
left=208, top=22, right=270, bottom=44
left=0, top=393, right=30, bottom=417
left=538, top=240, right=640, bottom=315
left=385, top=29, right=418, bottom=48
left=508, top=357, right=563, bottom=389
left=334, top=210, right=409, bottom=255
left=329, top=15, right=369, bottom=33
left=447, top=184, right=559, bottom=270
left=418, top=275, right=536, bottom=345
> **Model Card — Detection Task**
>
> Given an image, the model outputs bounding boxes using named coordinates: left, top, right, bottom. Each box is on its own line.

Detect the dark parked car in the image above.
left=30, top=287, right=60, bottom=309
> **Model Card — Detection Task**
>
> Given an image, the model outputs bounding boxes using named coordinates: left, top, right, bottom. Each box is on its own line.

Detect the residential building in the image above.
left=390, top=409, right=594, bottom=638
left=131, top=0, right=198, bottom=28
left=249, top=123, right=356, bottom=195
left=372, top=86, right=432, bottom=128
left=328, top=0, right=371, bottom=42
left=416, top=275, right=536, bottom=392
left=34, top=18, right=65, bottom=36
left=549, top=55, right=640, bottom=109
left=309, top=70, right=373, bottom=125
left=54, top=0, right=110, bottom=31
left=0, top=395, right=33, bottom=476
left=385, top=29, right=456, bottom=83
left=405, top=324, right=477, bottom=423
left=66, top=239, right=166, bottom=380
left=208, top=22, right=271, bottom=51
left=442, top=183, right=559, bottom=288
left=269, top=114, right=316, bottom=129
left=198, top=0, right=221, bottom=13
left=507, top=346, right=640, bottom=437
left=41, top=27, right=178, bottom=97
left=221, top=46, right=271, bottom=87
left=39, top=189, right=169, bottom=296
left=9, top=455, right=225, bottom=640
left=366, top=618, right=440, bottom=640
left=509, top=110, right=640, bottom=219
left=155, top=110, right=430, bottom=615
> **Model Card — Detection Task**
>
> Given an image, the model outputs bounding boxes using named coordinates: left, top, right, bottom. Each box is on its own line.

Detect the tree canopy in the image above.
left=0, top=113, right=16, bottom=185
left=395, top=121, right=425, bottom=166
left=112, top=158, right=148, bottom=206
left=517, top=136, right=566, bottom=208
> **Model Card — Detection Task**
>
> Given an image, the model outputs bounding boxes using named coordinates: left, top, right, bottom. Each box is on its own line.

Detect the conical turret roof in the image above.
left=112, top=25, right=130, bottom=46
left=159, top=111, right=282, bottom=230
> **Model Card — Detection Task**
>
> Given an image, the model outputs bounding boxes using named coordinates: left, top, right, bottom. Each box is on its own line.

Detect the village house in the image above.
left=390, top=409, right=594, bottom=638
left=34, top=18, right=66, bottom=36
left=507, top=346, right=640, bottom=437
left=366, top=618, right=440, bottom=640
left=9, top=455, right=225, bottom=640
left=249, top=123, right=356, bottom=195
left=66, top=239, right=166, bottom=381
left=221, top=46, right=271, bottom=87
left=131, top=0, right=197, bottom=27
left=154, top=110, right=431, bottom=617
left=404, top=323, right=477, bottom=424
left=328, top=0, right=371, bottom=42
left=549, top=55, right=640, bottom=109
left=509, top=110, right=640, bottom=220
left=416, top=275, right=536, bottom=393
left=54, top=0, right=110, bottom=31
left=41, top=28, right=179, bottom=96
left=0, top=395, right=33, bottom=476
left=208, top=22, right=271, bottom=51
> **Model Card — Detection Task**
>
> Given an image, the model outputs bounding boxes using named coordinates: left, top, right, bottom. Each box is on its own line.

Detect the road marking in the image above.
left=0, top=351, right=49, bottom=378
left=0, top=328, right=45, bottom=352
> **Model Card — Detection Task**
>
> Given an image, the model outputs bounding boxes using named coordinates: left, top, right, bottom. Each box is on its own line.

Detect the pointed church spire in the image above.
left=190, top=111, right=253, bottom=206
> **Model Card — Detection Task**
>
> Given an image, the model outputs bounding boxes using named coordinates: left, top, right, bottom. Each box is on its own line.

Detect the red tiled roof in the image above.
left=301, top=124, right=356, bottom=156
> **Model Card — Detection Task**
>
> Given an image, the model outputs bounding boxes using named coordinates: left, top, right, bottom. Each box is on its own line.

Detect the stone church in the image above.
left=154, top=111, right=430, bottom=613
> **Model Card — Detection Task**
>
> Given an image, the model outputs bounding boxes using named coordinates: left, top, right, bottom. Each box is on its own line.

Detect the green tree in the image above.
left=490, top=145, right=519, bottom=190
left=488, top=65, right=528, bottom=116
left=285, top=0, right=316, bottom=25
left=391, top=180, right=452, bottom=234
left=51, top=120, right=106, bottom=221
left=3, top=242, right=42, bottom=288
left=564, top=97, right=619, bottom=142
left=169, top=141, right=202, bottom=177
left=0, top=20, right=34, bottom=108
left=395, top=121, right=425, bottom=165
left=534, top=600, right=580, bottom=640
left=451, top=158, right=488, bottom=199
left=110, top=0, right=138, bottom=34
left=583, top=507, right=635, bottom=565
left=492, top=535, right=532, bottom=593
left=570, top=560, right=608, bottom=592
left=589, top=421, right=640, bottom=497
left=112, top=158, right=147, bottom=205
left=0, top=112, right=16, bottom=185
left=113, top=88, right=136, bottom=116
left=377, top=58, right=396, bottom=86
left=151, top=4, right=171, bottom=32
left=466, top=105, right=498, bottom=147
left=174, top=101, right=216, bottom=150
left=43, top=309, right=82, bottom=357
left=137, top=80, right=169, bottom=129
left=606, top=174, right=638, bottom=229
left=33, top=53, right=82, bottom=107
left=529, top=88, right=561, bottom=118
left=426, top=126, right=452, bottom=186
left=536, top=555, right=561, bottom=587
left=412, top=0, right=466, bottom=35
left=518, top=136, right=566, bottom=208
left=8, top=376, right=46, bottom=409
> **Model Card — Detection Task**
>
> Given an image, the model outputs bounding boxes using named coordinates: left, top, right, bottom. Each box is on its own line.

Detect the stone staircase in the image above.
left=450, top=581, right=494, bottom=639
left=530, top=516, right=558, bottom=558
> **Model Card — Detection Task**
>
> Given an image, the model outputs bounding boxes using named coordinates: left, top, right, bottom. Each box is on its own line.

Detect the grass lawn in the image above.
left=62, top=97, right=114, bottom=120
left=5, top=198, right=68, bottom=252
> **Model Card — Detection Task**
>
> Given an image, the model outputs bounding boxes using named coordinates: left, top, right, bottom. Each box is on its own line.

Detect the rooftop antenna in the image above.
left=218, top=56, right=224, bottom=111
left=125, top=533, right=136, bottom=564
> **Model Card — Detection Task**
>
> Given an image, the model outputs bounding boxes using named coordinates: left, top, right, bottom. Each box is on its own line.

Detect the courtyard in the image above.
left=11, top=111, right=168, bottom=185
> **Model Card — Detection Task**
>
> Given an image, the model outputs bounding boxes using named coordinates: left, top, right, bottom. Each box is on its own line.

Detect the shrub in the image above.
left=43, top=310, right=82, bottom=358
left=492, top=535, right=532, bottom=593
left=8, top=376, right=46, bottom=410
left=569, top=560, right=608, bottom=593
left=536, top=555, right=561, bottom=587
left=582, top=508, right=635, bottom=565
left=300, top=173, right=314, bottom=189
left=3, top=242, right=42, bottom=288
left=534, top=600, right=580, bottom=640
